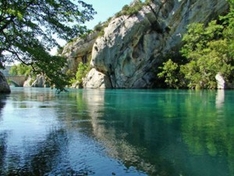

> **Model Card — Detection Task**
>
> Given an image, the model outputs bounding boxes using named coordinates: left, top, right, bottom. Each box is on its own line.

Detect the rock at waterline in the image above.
left=215, top=73, right=225, bottom=89
left=0, top=72, right=11, bottom=93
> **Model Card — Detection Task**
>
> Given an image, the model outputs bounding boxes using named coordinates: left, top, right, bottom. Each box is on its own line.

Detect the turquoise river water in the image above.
left=0, top=88, right=234, bottom=176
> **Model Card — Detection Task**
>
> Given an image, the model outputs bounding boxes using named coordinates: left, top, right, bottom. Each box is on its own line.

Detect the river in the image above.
left=0, top=88, right=234, bottom=176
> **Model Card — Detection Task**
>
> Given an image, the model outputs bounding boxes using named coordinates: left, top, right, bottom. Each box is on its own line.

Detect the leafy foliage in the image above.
left=0, top=0, right=96, bottom=91
left=94, top=22, right=103, bottom=32
left=157, top=59, right=181, bottom=89
left=115, top=0, right=149, bottom=17
left=9, top=63, right=32, bottom=76
left=93, top=21, right=109, bottom=37
left=76, top=62, right=89, bottom=84
left=70, top=62, right=90, bottom=87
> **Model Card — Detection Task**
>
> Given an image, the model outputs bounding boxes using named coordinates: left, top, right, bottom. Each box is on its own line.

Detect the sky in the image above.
left=83, top=0, right=133, bottom=29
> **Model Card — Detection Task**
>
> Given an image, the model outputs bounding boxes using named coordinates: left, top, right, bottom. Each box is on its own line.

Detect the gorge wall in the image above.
left=63, top=0, right=229, bottom=89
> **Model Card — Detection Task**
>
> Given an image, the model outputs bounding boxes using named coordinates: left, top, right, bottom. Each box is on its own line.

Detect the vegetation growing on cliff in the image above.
left=75, top=62, right=90, bottom=85
left=158, top=1, right=234, bottom=89
left=94, top=21, right=108, bottom=37
left=115, top=0, right=152, bottom=17
left=68, top=54, right=91, bottom=88
left=0, top=0, right=96, bottom=91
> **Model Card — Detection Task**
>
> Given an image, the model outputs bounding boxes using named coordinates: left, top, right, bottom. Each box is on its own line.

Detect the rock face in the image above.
left=23, top=76, right=33, bottom=87
left=83, top=68, right=112, bottom=88
left=82, top=0, right=228, bottom=88
left=62, top=32, right=98, bottom=73
left=0, top=72, right=11, bottom=93
left=31, top=74, right=47, bottom=87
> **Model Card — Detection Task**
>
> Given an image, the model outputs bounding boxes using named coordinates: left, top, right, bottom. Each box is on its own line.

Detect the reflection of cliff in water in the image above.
left=81, top=90, right=188, bottom=175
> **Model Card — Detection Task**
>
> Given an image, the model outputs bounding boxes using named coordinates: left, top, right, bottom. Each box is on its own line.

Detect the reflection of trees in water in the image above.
left=24, top=128, right=68, bottom=175
left=0, top=128, right=91, bottom=175
left=0, top=128, right=64, bottom=175
left=181, top=91, right=234, bottom=176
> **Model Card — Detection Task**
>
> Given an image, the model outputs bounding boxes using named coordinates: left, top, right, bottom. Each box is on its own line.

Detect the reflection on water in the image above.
left=0, top=95, right=6, bottom=121
left=0, top=88, right=234, bottom=175
left=216, top=90, right=225, bottom=109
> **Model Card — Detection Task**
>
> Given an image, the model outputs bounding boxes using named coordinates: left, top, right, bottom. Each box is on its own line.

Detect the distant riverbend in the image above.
left=0, top=88, right=234, bottom=175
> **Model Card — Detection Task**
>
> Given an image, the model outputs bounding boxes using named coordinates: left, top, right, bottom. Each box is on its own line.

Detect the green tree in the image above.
left=180, top=20, right=234, bottom=89
left=157, top=59, right=182, bottom=89
left=9, top=63, right=32, bottom=76
left=0, top=0, right=96, bottom=91
left=76, top=62, right=89, bottom=83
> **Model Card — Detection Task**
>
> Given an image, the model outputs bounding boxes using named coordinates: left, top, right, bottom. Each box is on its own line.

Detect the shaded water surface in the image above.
left=0, top=88, right=234, bottom=175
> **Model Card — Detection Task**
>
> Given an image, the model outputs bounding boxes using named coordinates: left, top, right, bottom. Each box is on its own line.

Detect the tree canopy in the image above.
left=0, top=0, right=96, bottom=91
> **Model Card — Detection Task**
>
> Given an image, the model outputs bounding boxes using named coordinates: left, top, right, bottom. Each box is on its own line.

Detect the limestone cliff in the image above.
left=62, top=31, right=98, bottom=73
left=64, top=0, right=229, bottom=89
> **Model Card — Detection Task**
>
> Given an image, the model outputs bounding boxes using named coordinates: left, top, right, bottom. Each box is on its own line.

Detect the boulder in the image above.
left=0, top=72, right=11, bottom=93
left=83, top=68, right=112, bottom=89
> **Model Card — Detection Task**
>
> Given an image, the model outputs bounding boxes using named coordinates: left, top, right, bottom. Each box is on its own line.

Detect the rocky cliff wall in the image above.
left=62, top=32, right=98, bottom=73
left=64, top=0, right=229, bottom=89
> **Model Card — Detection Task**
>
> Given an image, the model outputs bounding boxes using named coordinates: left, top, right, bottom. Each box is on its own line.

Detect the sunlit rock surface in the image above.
left=83, top=68, right=112, bottom=89
left=31, top=74, right=47, bottom=88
